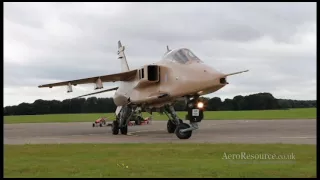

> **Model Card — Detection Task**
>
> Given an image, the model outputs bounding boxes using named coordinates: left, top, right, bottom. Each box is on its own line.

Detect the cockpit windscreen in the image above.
left=164, top=48, right=202, bottom=64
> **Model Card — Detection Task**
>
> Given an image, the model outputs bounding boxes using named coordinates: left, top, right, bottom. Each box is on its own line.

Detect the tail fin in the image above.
left=117, top=41, right=130, bottom=72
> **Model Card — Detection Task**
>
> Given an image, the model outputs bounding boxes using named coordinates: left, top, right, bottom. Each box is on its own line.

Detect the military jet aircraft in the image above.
left=38, top=41, right=249, bottom=139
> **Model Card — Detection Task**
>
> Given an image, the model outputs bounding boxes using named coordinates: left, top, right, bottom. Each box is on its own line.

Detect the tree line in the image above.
left=3, top=92, right=316, bottom=116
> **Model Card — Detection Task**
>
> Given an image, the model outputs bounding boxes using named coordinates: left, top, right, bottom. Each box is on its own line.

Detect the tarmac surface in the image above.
left=4, top=119, right=316, bottom=145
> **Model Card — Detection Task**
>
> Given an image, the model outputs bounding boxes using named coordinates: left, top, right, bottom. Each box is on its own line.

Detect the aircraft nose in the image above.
left=206, top=68, right=224, bottom=78
left=219, top=76, right=228, bottom=84
left=203, top=68, right=228, bottom=85
left=193, top=63, right=227, bottom=86
left=210, top=70, right=228, bottom=84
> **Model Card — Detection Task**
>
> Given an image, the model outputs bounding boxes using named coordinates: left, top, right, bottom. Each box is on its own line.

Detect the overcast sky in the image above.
left=4, top=2, right=317, bottom=107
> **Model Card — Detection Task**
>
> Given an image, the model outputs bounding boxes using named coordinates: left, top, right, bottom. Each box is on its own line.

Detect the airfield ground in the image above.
left=4, top=143, right=316, bottom=178
left=3, top=108, right=316, bottom=124
left=4, top=119, right=316, bottom=144
left=4, top=108, right=317, bottom=178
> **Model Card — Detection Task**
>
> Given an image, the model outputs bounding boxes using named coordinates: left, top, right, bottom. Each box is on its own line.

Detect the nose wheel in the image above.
left=167, top=119, right=183, bottom=133
left=175, top=123, right=192, bottom=139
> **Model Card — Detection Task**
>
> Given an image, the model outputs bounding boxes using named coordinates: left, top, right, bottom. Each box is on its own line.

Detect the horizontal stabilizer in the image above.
left=74, top=87, right=118, bottom=98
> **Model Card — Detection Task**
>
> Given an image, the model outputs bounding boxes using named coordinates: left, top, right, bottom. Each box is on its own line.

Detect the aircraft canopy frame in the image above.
left=163, top=48, right=203, bottom=64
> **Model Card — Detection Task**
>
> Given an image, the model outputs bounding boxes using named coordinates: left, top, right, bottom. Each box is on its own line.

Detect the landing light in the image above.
left=197, top=102, right=204, bottom=109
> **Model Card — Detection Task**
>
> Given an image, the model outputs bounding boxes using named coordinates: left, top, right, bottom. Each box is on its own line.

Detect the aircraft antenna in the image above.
left=166, top=45, right=171, bottom=52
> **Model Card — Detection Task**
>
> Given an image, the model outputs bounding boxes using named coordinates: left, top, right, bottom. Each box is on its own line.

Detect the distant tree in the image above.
left=3, top=92, right=316, bottom=115
left=207, top=97, right=222, bottom=111
left=232, top=95, right=245, bottom=110
left=220, top=98, right=234, bottom=110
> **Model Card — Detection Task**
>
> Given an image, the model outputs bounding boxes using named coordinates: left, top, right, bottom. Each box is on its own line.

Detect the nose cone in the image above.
left=195, top=64, right=228, bottom=95
left=203, top=65, right=225, bottom=78
left=210, top=69, right=229, bottom=85
left=190, top=62, right=225, bottom=81
left=206, top=67, right=228, bottom=84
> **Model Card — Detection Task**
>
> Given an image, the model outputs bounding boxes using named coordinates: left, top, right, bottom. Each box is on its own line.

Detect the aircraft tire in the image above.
left=167, top=120, right=176, bottom=133
left=175, top=123, right=192, bottom=139
left=120, top=125, right=128, bottom=135
left=112, top=121, right=119, bottom=135
left=135, top=116, right=143, bottom=125
left=92, top=123, right=95, bottom=127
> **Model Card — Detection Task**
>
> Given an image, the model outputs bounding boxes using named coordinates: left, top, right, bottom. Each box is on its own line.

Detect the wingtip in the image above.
left=38, top=85, right=52, bottom=88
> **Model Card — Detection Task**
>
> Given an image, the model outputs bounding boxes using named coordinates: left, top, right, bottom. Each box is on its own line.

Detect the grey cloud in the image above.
left=4, top=2, right=44, bottom=29
left=4, top=59, right=121, bottom=87
left=104, top=2, right=316, bottom=43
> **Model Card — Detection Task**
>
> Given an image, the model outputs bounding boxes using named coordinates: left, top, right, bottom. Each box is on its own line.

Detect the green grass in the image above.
left=3, top=108, right=316, bottom=124
left=4, top=143, right=316, bottom=178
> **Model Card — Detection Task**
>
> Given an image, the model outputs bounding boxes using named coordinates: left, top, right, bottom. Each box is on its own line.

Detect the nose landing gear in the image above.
left=164, top=97, right=204, bottom=139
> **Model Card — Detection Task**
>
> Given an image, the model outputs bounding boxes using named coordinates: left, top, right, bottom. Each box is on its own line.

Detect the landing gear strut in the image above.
left=164, top=105, right=183, bottom=133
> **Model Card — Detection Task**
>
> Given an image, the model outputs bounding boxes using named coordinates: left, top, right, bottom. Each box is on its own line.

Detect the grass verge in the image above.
left=4, top=143, right=316, bottom=178
left=4, top=108, right=316, bottom=124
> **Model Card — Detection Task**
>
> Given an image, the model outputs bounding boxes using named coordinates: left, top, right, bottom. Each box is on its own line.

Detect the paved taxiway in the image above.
left=4, top=119, right=316, bottom=145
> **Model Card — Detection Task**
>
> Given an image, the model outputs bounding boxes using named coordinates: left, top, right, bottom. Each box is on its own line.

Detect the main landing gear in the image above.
left=111, top=97, right=204, bottom=140
left=164, top=98, right=204, bottom=139
left=112, top=120, right=128, bottom=135
left=111, top=106, right=145, bottom=135
left=112, top=106, right=132, bottom=135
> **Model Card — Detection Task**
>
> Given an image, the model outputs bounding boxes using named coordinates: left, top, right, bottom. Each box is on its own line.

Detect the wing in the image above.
left=38, top=69, right=137, bottom=88
left=74, top=87, right=118, bottom=98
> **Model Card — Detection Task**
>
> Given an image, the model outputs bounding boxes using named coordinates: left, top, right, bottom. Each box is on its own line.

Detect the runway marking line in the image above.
left=279, top=136, right=316, bottom=139
left=223, top=136, right=316, bottom=139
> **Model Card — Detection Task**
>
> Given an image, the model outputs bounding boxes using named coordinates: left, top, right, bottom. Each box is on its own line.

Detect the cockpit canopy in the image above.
left=163, top=48, right=202, bottom=64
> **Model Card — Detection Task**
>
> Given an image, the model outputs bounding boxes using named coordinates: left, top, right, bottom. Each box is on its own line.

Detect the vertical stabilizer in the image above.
left=117, top=41, right=130, bottom=72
